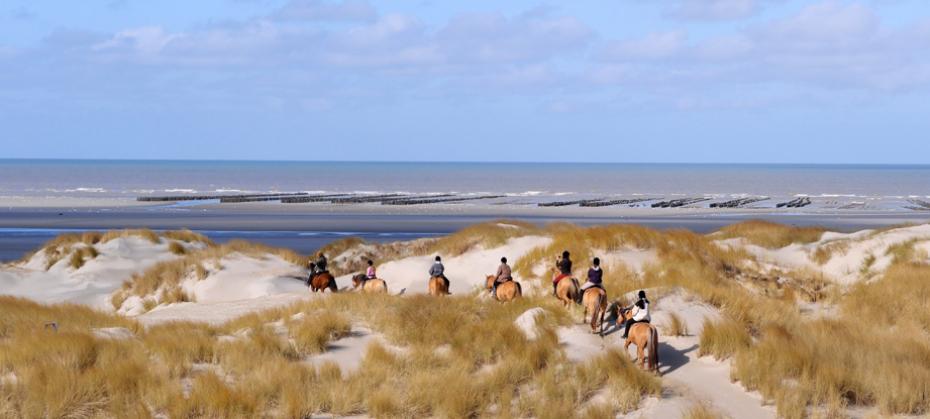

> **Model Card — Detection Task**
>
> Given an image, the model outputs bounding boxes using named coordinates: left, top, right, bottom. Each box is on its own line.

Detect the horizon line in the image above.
left=1, top=157, right=929, bottom=166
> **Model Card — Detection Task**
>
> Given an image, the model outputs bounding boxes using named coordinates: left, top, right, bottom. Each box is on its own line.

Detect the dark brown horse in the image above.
left=310, top=272, right=337, bottom=293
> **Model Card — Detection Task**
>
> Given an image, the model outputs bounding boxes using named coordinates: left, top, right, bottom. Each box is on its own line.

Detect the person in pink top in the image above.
left=366, top=259, right=377, bottom=279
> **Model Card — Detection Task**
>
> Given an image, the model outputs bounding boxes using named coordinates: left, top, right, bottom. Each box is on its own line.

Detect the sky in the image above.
left=1, top=0, right=929, bottom=163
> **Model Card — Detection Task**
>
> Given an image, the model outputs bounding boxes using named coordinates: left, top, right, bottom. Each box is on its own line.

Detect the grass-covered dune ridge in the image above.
left=2, top=220, right=930, bottom=417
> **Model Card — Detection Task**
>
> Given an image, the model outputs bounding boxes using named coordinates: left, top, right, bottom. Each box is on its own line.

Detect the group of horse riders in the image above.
left=307, top=250, right=651, bottom=339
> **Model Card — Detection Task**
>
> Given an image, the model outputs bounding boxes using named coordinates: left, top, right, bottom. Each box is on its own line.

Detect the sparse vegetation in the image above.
left=111, top=239, right=305, bottom=311
left=718, top=219, right=825, bottom=249
left=664, top=312, right=689, bottom=336
left=682, top=400, right=724, bottom=419
left=167, top=241, right=187, bottom=255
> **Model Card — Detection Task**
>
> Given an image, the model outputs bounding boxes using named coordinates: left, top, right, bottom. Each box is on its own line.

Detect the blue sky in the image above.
left=2, top=0, right=929, bottom=163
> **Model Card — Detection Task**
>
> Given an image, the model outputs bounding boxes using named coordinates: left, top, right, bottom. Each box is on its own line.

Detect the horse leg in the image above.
left=637, top=343, right=646, bottom=369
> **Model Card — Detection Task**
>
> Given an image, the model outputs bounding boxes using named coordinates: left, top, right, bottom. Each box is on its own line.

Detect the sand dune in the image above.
left=2, top=222, right=928, bottom=417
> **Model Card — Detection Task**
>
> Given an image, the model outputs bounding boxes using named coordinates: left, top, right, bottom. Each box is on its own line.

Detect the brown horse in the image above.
left=614, top=304, right=660, bottom=374
left=428, top=275, right=450, bottom=296
left=485, top=275, right=522, bottom=302
left=352, top=274, right=387, bottom=293
left=582, top=287, right=608, bottom=335
left=310, top=272, right=337, bottom=293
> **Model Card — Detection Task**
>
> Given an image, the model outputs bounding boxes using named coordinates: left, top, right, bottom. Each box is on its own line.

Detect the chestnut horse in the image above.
left=351, top=274, right=387, bottom=293
left=581, top=287, right=608, bottom=335
left=553, top=267, right=581, bottom=308
left=485, top=275, right=522, bottom=302
left=613, top=303, right=660, bottom=374
left=428, top=275, right=450, bottom=296
left=310, top=272, right=337, bottom=293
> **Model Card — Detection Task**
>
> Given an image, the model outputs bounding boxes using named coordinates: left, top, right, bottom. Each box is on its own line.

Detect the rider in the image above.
left=315, top=252, right=328, bottom=274
left=491, top=256, right=512, bottom=297
left=429, top=256, right=449, bottom=290
left=366, top=259, right=377, bottom=280
left=307, top=261, right=317, bottom=285
left=553, top=250, right=572, bottom=296
left=580, top=257, right=603, bottom=291
left=622, top=290, right=651, bottom=339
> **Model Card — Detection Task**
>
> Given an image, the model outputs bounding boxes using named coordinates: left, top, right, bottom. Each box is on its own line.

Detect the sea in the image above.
left=2, top=159, right=929, bottom=200
left=1, top=159, right=929, bottom=261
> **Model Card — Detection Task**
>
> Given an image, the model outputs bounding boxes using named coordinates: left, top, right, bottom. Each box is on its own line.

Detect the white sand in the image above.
left=0, top=236, right=201, bottom=309
left=303, top=325, right=384, bottom=374
left=723, top=224, right=930, bottom=284
left=182, top=253, right=307, bottom=303
left=350, top=235, right=551, bottom=295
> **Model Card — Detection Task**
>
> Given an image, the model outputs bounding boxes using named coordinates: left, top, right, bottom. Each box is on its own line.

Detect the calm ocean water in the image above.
left=1, top=159, right=929, bottom=199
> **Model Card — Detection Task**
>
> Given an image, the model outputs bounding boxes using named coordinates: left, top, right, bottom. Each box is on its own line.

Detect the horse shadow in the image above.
left=657, top=342, right=696, bottom=375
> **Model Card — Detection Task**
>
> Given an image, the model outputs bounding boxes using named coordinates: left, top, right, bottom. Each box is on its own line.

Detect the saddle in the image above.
left=553, top=273, right=571, bottom=285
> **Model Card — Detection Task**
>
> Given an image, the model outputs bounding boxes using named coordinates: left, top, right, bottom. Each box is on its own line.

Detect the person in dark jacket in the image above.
left=553, top=250, right=572, bottom=296
left=315, top=252, right=328, bottom=273
left=491, top=257, right=512, bottom=296
left=429, top=255, right=449, bottom=289
left=580, top=257, right=603, bottom=291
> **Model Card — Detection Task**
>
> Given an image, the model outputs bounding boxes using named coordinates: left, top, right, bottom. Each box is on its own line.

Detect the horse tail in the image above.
left=590, top=292, right=605, bottom=335
left=328, top=276, right=338, bottom=293
left=514, top=281, right=523, bottom=297
left=649, top=326, right=660, bottom=373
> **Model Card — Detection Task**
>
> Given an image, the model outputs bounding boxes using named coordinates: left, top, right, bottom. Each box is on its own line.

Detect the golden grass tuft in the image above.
left=664, top=312, right=690, bottom=337
left=161, top=228, right=213, bottom=244
left=289, top=311, right=352, bottom=355
left=682, top=400, right=725, bottom=419
left=718, top=219, right=825, bottom=249
left=167, top=241, right=186, bottom=255
left=698, top=317, right=751, bottom=360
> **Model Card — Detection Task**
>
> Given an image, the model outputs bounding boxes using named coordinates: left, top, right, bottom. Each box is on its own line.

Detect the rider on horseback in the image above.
left=491, top=257, right=512, bottom=297
left=622, top=290, right=651, bottom=339
left=580, top=257, right=603, bottom=291
left=315, top=252, right=328, bottom=274
left=553, top=251, right=572, bottom=296
left=429, top=256, right=449, bottom=290
left=366, top=259, right=377, bottom=279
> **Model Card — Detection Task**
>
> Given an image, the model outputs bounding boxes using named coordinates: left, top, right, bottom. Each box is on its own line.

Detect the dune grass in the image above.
left=664, top=312, right=689, bottom=337
left=1, top=290, right=657, bottom=418
left=6, top=221, right=930, bottom=417
left=717, top=220, right=825, bottom=249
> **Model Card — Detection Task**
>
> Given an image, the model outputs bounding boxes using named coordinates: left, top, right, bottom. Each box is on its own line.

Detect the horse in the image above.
left=553, top=267, right=581, bottom=308
left=581, top=287, right=608, bottom=335
left=428, top=275, right=450, bottom=296
left=612, top=303, right=660, bottom=374
left=352, top=274, right=388, bottom=293
left=485, top=275, right=522, bottom=302
left=310, top=272, right=337, bottom=293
